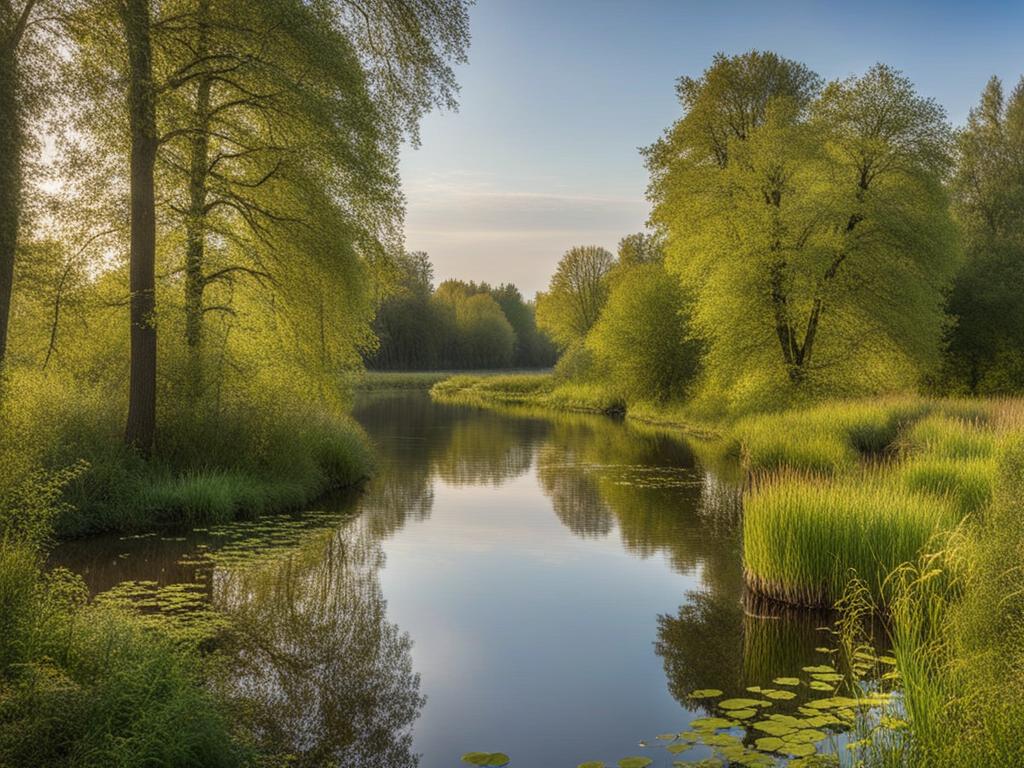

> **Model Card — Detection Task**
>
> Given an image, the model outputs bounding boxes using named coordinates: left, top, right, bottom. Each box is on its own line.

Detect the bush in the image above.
left=0, top=550, right=245, bottom=768
left=586, top=263, right=702, bottom=403
left=0, top=369, right=372, bottom=536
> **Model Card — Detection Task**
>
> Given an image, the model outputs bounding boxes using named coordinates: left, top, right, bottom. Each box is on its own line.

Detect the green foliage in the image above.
left=943, top=77, right=1024, bottom=394
left=367, top=255, right=555, bottom=370
left=647, top=52, right=957, bottom=408
left=587, top=263, right=701, bottom=403
left=743, top=473, right=956, bottom=606
left=535, top=245, right=615, bottom=349
left=0, top=551, right=244, bottom=767
left=0, top=368, right=372, bottom=537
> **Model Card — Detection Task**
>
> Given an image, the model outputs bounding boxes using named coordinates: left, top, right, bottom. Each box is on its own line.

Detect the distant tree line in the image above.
left=365, top=252, right=557, bottom=370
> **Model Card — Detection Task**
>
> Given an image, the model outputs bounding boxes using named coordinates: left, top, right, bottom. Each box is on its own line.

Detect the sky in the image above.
left=399, top=0, right=1024, bottom=297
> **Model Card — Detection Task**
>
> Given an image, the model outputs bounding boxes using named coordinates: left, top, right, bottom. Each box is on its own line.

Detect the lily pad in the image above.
left=719, top=698, right=770, bottom=710
left=802, top=665, right=836, bottom=674
left=462, top=753, right=510, bottom=767
left=783, top=729, right=827, bottom=744
left=782, top=743, right=817, bottom=757
left=688, top=688, right=723, bottom=699
left=772, top=677, right=800, bottom=686
left=754, top=736, right=785, bottom=752
left=618, top=758, right=653, bottom=768
left=752, top=720, right=796, bottom=737
left=666, top=743, right=692, bottom=755
left=764, top=689, right=797, bottom=700
left=656, top=733, right=677, bottom=741
left=690, top=717, right=737, bottom=730
left=578, top=763, right=605, bottom=768
left=729, top=708, right=757, bottom=720
left=808, top=681, right=833, bottom=691
left=811, top=673, right=843, bottom=682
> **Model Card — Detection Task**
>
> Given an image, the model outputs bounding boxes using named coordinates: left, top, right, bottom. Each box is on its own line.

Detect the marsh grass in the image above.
left=0, top=370, right=373, bottom=536
left=731, top=399, right=931, bottom=475
left=743, top=473, right=956, bottom=606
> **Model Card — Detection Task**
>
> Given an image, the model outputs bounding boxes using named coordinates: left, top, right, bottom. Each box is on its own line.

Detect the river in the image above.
left=52, top=390, right=849, bottom=767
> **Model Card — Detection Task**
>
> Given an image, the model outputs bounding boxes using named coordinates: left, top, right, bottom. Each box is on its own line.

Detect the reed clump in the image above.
left=743, top=472, right=957, bottom=607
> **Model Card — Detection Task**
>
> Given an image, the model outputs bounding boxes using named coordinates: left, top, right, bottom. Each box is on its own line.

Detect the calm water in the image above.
left=52, top=390, right=845, bottom=767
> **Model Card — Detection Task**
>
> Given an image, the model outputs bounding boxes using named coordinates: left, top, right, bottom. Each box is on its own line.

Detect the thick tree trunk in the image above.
left=122, top=0, right=158, bottom=453
left=0, top=43, right=21, bottom=370
left=184, top=0, right=210, bottom=358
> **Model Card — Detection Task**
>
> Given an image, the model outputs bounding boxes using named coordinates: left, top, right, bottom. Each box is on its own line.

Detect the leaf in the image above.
left=772, top=677, right=800, bottom=686
left=461, top=753, right=510, bottom=767
left=719, top=697, right=770, bottom=710
left=754, top=736, right=785, bottom=752
left=688, top=688, right=724, bottom=699
left=578, top=763, right=605, bottom=768
left=666, top=743, right=691, bottom=755
left=617, top=758, right=653, bottom=768
left=729, top=708, right=757, bottom=719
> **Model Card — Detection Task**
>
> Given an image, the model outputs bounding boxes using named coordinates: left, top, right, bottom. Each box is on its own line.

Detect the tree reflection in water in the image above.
left=215, top=516, right=424, bottom=768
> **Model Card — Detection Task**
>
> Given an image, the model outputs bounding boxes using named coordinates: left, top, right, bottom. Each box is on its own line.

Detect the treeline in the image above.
left=537, top=53, right=1024, bottom=412
left=366, top=251, right=557, bottom=370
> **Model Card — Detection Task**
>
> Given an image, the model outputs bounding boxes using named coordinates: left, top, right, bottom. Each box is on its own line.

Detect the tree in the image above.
left=587, top=263, right=701, bottom=402
left=944, top=76, right=1024, bottom=393
left=489, top=283, right=556, bottom=367
left=616, top=231, right=664, bottom=268
left=648, top=53, right=957, bottom=403
left=120, top=0, right=159, bottom=452
left=0, top=0, right=49, bottom=370
left=535, top=245, right=614, bottom=349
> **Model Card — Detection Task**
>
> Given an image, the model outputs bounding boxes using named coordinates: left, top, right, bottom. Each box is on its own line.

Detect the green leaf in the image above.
left=688, top=688, right=724, bottom=699
left=462, top=752, right=510, bottom=766
left=617, top=758, right=653, bottom=768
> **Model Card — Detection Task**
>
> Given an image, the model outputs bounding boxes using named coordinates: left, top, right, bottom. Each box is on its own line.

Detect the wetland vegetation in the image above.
left=1, top=2, right=1023, bottom=767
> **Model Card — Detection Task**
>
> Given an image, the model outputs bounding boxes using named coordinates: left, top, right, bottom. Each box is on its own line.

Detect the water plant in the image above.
left=743, top=473, right=956, bottom=606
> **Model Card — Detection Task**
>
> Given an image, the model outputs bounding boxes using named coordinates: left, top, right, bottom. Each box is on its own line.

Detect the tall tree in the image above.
left=535, top=245, right=615, bottom=349
left=648, top=53, right=957, bottom=401
left=0, top=0, right=41, bottom=370
left=120, top=0, right=158, bottom=451
left=944, top=76, right=1024, bottom=393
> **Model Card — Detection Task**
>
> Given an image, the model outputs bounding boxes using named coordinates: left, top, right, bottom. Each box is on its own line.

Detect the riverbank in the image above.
left=0, top=370, right=374, bottom=539
left=0, top=371, right=377, bottom=766
left=430, top=371, right=1024, bottom=764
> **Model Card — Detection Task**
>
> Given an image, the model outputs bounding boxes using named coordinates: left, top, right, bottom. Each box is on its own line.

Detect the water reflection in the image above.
left=50, top=391, right=855, bottom=767
left=215, top=517, right=424, bottom=768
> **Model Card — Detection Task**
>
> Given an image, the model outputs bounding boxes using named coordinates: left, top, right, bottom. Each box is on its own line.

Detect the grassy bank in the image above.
left=1, top=370, right=373, bottom=538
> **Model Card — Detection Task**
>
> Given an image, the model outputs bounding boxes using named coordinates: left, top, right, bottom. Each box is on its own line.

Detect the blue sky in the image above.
left=399, top=0, right=1024, bottom=297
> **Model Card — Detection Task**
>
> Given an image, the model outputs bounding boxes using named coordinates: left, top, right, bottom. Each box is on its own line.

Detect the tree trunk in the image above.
left=184, top=0, right=210, bottom=359
left=0, top=42, right=22, bottom=370
left=122, top=0, right=158, bottom=453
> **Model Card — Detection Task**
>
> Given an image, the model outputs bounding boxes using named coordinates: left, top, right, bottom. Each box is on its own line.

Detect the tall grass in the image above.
left=0, top=455, right=246, bottom=766
left=743, top=473, right=956, bottom=606
left=1, top=369, right=373, bottom=536
left=730, top=399, right=930, bottom=474
left=878, top=436, right=1024, bottom=766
